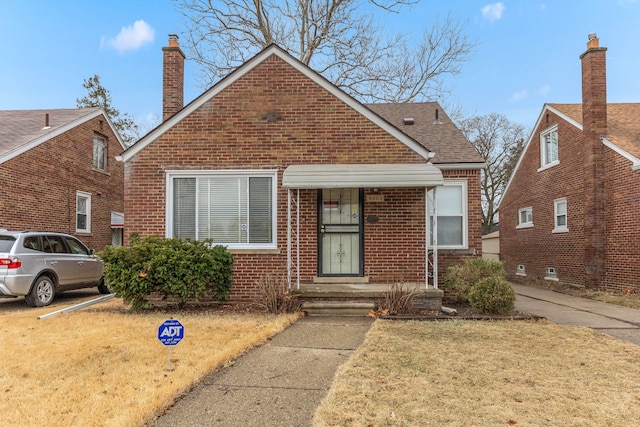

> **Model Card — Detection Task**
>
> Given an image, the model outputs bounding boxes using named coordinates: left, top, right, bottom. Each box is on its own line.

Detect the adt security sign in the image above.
left=158, top=319, right=184, bottom=346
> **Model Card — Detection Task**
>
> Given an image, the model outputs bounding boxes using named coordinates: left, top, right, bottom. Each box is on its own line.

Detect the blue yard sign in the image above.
left=158, top=319, right=184, bottom=346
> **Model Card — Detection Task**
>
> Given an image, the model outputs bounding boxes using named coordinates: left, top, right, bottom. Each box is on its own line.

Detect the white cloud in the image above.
left=537, top=84, right=551, bottom=96
left=510, top=89, right=528, bottom=102
left=481, top=2, right=505, bottom=23
left=105, top=20, right=155, bottom=53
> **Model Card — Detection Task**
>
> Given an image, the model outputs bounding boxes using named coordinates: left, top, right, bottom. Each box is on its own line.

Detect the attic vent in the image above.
left=403, top=117, right=414, bottom=125
left=434, top=108, right=442, bottom=124
left=42, top=113, right=51, bottom=130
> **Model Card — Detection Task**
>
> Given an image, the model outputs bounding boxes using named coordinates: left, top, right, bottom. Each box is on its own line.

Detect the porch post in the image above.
left=286, top=189, right=301, bottom=290
left=425, top=187, right=438, bottom=289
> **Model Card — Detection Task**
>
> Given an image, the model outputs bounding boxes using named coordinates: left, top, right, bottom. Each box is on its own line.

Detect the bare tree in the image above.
left=459, top=113, right=527, bottom=235
left=174, top=0, right=475, bottom=102
left=76, top=75, right=140, bottom=146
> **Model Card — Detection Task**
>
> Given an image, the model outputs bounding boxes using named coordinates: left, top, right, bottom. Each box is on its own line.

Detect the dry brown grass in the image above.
left=314, top=320, right=640, bottom=427
left=0, top=298, right=299, bottom=426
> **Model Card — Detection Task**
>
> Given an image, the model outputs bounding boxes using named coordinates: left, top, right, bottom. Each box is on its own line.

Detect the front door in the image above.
left=318, top=188, right=364, bottom=277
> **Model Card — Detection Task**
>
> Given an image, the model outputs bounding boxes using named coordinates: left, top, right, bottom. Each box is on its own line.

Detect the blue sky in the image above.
left=1, top=1, right=639, bottom=132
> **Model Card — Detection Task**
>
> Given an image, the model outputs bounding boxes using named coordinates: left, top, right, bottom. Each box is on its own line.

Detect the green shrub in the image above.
left=443, top=258, right=506, bottom=304
left=468, top=276, right=516, bottom=314
left=99, top=235, right=233, bottom=310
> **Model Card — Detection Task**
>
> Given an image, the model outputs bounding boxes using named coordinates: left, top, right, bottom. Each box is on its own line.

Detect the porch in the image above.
left=296, top=281, right=443, bottom=316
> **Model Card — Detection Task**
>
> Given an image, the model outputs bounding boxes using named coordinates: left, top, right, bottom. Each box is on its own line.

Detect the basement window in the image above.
left=516, top=264, right=526, bottom=276
left=545, top=267, right=558, bottom=281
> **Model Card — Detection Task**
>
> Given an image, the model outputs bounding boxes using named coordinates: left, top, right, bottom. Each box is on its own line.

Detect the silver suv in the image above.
left=0, top=230, right=107, bottom=307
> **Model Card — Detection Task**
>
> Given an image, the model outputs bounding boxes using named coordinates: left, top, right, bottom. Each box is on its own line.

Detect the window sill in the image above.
left=544, top=276, right=559, bottom=282
left=537, top=160, right=559, bottom=172
left=76, top=231, right=91, bottom=236
left=228, top=248, right=281, bottom=255
left=516, top=223, right=534, bottom=229
left=516, top=272, right=527, bottom=277
left=92, top=168, right=111, bottom=176
left=552, top=227, right=568, bottom=233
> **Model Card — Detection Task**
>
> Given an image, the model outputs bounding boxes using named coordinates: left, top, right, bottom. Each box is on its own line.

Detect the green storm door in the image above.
left=318, top=188, right=364, bottom=277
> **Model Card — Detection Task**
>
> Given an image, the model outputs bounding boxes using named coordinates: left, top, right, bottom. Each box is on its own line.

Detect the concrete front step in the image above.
left=302, top=300, right=376, bottom=316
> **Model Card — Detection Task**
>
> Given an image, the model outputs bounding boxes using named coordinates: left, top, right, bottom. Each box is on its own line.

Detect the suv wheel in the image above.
left=97, top=278, right=110, bottom=294
left=25, top=276, right=55, bottom=307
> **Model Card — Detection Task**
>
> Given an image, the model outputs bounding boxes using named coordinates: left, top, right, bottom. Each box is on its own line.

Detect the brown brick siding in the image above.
left=501, top=109, right=640, bottom=293
left=124, top=55, right=482, bottom=301
left=0, top=115, right=124, bottom=251
left=500, top=111, right=587, bottom=287
left=603, top=149, right=640, bottom=292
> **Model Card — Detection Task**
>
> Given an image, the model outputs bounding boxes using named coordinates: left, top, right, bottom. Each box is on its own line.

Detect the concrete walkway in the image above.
left=153, top=316, right=373, bottom=427
left=513, top=283, right=640, bottom=345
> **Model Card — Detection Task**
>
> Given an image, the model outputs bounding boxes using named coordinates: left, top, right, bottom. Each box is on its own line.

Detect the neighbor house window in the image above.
left=93, top=135, right=106, bottom=171
left=168, top=171, right=277, bottom=248
left=76, top=191, right=91, bottom=233
left=553, top=198, right=568, bottom=233
left=540, top=126, right=558, bottom=168
left=428, top=180, right=468, bottom=248
left=517, top=207, right=533, bottom=229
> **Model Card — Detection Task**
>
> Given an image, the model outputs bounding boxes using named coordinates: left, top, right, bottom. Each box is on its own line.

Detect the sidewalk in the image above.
left=152, top=316, right=373, bottom=427
left=512, top=283, right=640, bottom=345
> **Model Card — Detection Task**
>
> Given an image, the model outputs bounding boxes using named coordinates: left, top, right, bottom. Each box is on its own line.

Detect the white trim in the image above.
left=499, top=104, right=582, bottom=210
left=517, top=207, right=533, bottom=229
left=118, top=45, right=434, bottom=163
left=1, top=109, right=126, bottom=165
left=165, top=169, right=278, bottom=249
left=540, top=125, right=559, bottom=168
left=428, top=179, right=468, bottom=250
left=76, top=191, right=92, bottom=234
left=434, top=162, right=486, bottom=170
left=602, top=137, right=640, bottom=171
left=553, top=198, right=568, bottom=233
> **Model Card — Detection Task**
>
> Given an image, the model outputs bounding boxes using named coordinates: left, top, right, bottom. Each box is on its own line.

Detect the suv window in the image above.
left=65, top=237, right=90, bottom=255
left=43, top=236, right=69, bottom=254
left=0, top=236, right=16, bottom=252
left=23, top=236, right=42, bottom=252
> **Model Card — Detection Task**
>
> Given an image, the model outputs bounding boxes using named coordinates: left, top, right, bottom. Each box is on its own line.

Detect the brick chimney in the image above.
left=162, top=34, right=185, bottom=121
left=580, top=33, right=607, bottom=288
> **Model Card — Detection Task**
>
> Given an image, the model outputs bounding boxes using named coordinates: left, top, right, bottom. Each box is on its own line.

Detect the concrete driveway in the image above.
left=513, top=283, right=640, bottom=345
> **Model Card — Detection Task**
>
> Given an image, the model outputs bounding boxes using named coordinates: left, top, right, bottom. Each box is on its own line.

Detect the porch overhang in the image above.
left=282, top=163, right=444, bottom=189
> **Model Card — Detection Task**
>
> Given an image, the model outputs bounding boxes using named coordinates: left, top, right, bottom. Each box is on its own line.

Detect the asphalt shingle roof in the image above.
left=550, top=103, right=640, bottom=159
left=366, top=102, right=484, bottom=164
left=0, top=108, right=101, bottom=159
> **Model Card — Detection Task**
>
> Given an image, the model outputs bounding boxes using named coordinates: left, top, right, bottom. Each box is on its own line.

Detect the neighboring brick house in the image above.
left=118, top=36, right=484, bottom=302
left=0, top=108, right=125, bottom=251
left=499, top=34, right=640, bottom=293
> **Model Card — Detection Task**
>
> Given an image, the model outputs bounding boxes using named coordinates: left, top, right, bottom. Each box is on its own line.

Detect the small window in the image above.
left=553, top=198, right=568, bottom=233
left=540, top=126, right=559, bottom=168
left=516, top=264, right=526, bottom=276
left=93, top=135, right=106, bottom=171
left=545, top=267, right=558, bottom=281
left=76, top=191, right=92, bottom=233
left=517, top=207, right=533, bottom=229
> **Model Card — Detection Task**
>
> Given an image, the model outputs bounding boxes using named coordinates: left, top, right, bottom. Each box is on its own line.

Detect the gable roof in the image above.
left=366, top=102, right=484, bottom=166
left=119, top=44, right=472, bottom=165
left=499, top=102, right=640, bottom=209
left=0, top=108, right=125, bottom=165
left=550, top=103, right=640, bottom=163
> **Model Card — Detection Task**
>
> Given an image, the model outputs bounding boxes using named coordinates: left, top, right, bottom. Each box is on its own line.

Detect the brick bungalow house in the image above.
left=0, top=108, right=125, bottom=250
left=118, top=35, right=484, bottom=303
left=499, top=34, right=640, bottom=294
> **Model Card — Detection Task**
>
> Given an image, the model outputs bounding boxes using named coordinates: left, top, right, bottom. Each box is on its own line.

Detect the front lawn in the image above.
left=314, top=320, right=640, bottom=426
left=0, top=299, right=298, bottom=426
